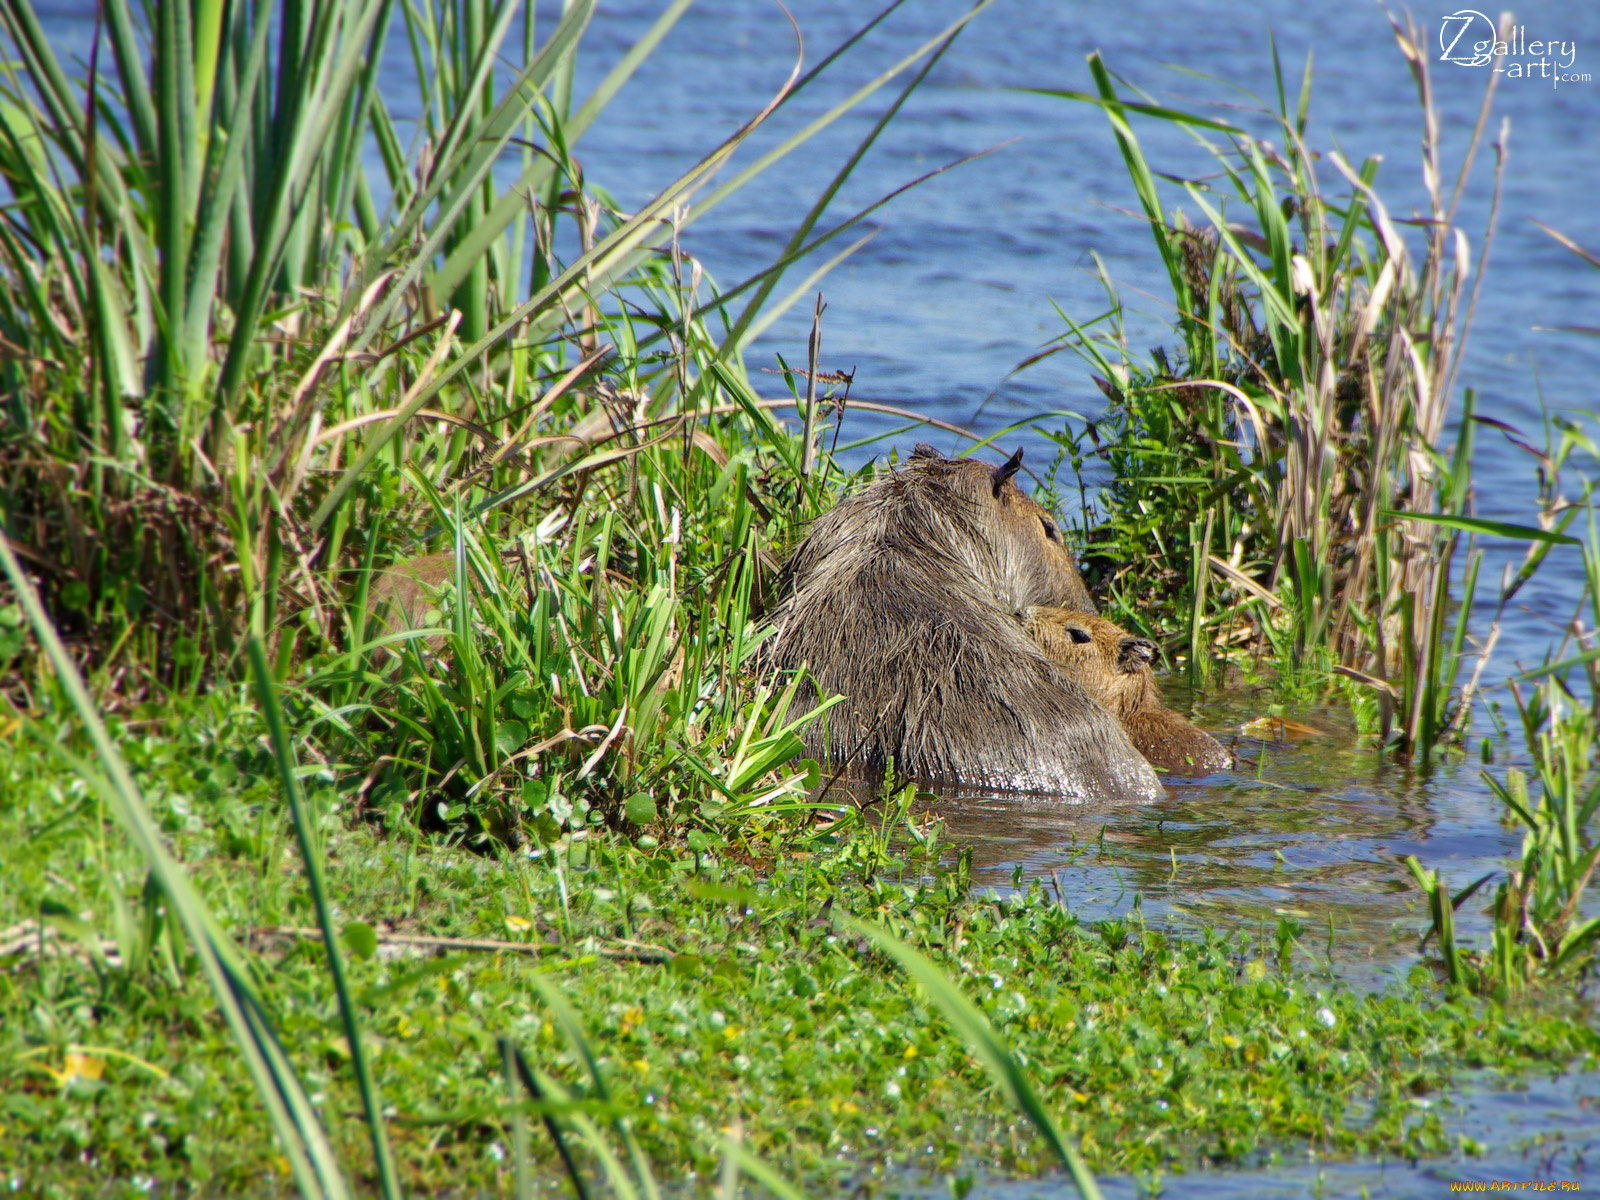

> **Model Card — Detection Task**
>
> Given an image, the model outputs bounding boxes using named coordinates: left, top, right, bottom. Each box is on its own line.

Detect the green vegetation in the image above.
left=0, top=0, right=1597, bottom=1195
left=0, top=0, right=981, bottom=675
left=1033, top=21, right=1528, bottom=758
left=5, top=702, right=1597, bottom=1194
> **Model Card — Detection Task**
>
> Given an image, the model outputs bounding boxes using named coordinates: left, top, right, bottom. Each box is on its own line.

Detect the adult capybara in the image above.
left=765, top=445, right=1163, bottom=803
left=1021, top=607, right=1233, bottom=775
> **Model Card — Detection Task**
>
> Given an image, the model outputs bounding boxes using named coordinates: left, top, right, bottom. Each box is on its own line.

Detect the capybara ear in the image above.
left=1118, top=636, right=1157, bottom=672
left=991, top=447, right=1024, bottom=497
left=911, top=443, right=940, bottom=460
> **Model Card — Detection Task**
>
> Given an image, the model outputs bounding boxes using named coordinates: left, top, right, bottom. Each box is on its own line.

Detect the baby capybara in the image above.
left=765, top=446, right=1163, bottom=803
left=1021, top=607, right=1233, bottom=775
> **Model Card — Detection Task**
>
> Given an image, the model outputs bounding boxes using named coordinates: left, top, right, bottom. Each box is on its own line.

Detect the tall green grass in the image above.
left=4, top=528, right=867, bottom=1191
left=1033, top=17, right=1560, bottom=759
left=0, top=537, right=355, bottom=1198
left=1409, top=661, right=1600, bottom=995
left=0, top=0, right=991, bottom=682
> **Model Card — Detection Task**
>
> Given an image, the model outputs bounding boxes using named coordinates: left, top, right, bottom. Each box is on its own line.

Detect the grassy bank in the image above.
left=2, top=0, right=1599, bottom=1195
left=4, top=699, right=1597, bottom=1195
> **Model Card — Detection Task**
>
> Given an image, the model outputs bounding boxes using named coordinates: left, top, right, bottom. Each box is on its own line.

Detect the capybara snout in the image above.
left=1022, top=607, right=1233, bottom=776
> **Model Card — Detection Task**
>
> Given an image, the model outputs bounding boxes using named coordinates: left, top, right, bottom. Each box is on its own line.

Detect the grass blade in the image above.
left=723, top=2, right=971, bottom=353
left=846, top=917, right=1104, bottom=1199
left=247, top=638, right=403, bottom=1199
left=1383, top=511, right=1582, bottom=546
left=0, top=539, right=350, bottom=1200
left=431, top=0, right=693, bottom=297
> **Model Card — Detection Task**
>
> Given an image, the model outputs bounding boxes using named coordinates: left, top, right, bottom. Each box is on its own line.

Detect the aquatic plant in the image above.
left=1410, top=311, right=1599, bottom=994
left=1033, top=16, right=1548, bottom=760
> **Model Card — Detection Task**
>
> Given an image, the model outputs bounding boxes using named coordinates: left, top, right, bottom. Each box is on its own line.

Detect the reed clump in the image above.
left=0, top=0, right=990, bottom=690
left=1035, top=18, right=1555, bottom=760
left=1408, top=271, right=1600, bottom=995
left=1038, top=25, right=1599, bottom=987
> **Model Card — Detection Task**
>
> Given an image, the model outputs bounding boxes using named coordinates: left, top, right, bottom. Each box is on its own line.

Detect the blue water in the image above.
left=901, top=1067, right=1599, bottom=1198
left=34, top=0, right=1598, bottom=654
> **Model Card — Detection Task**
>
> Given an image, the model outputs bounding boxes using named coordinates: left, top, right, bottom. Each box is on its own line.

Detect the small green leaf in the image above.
left=343, top=921, right=378, bottom=961
left=624, top=791, right=658, bottom=826
left=494, top=720, right=528, bottom=755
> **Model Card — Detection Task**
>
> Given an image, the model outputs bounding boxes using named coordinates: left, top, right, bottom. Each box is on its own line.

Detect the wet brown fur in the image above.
left=765, top=446, right=1163, bottom=803
left=1022, top=607, right=1234, bottom=775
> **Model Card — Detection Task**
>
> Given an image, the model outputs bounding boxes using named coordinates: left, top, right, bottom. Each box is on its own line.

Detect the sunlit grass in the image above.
left=4, top=699, right=1595, bottom=1192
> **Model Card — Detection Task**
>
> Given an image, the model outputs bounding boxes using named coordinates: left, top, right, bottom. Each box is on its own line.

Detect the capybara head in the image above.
left=900, top=443, right=1095, bottom=613
left=1021, top=607, right=1233, bottom=775
left=876, top=444, right=1095, bottom=613
left=765, top=448, right=1161, bottom=803
left=1021, top=608, right=1160, bottom=720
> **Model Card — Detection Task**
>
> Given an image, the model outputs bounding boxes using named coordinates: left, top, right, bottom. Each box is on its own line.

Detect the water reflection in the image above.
left=908, top=1069, right=1599, bottom=1199
left=931, top=687, right=1522, bottom=989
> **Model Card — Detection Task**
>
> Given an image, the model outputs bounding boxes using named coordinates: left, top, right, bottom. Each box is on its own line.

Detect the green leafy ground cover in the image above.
left=3, top=697, right=1595, bottom=1196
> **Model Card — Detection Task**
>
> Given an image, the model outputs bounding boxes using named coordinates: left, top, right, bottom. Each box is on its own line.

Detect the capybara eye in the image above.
left=1068, top=625, right=1093, bottom=644
left=1040, top=517, right=1060, bottom=543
